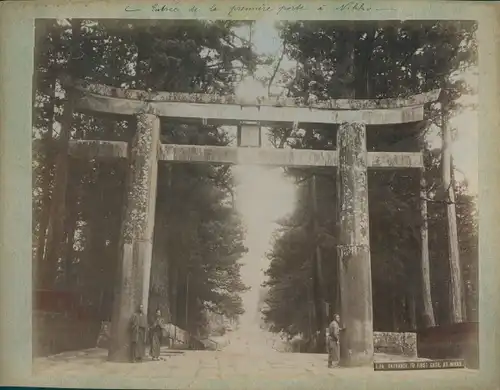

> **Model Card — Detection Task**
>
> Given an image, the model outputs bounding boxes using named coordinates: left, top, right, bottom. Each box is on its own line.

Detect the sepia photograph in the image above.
left=25, top=12, right=482, bottom=389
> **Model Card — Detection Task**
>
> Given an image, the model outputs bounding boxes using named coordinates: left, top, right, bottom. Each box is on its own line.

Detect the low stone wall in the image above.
left=373, top=331, right=417, bottom=357
left=162, top=324, right=208, bottom=350
left=96, top=321, right=207, bottom=350
left=268, top=333, right=294, bottom=353
left=164, top=323, right=189, bottom=345
left=417, top=322, right=479, bottom=369
left=208, top=335, right=230, bottom=350
left=235, top=331, right=418, bottom=357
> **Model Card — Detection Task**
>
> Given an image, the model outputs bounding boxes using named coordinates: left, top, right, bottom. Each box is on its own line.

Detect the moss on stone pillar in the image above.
left=108, top=113, right=160, bottom=362
left=337, top=121, right=374, bottom=367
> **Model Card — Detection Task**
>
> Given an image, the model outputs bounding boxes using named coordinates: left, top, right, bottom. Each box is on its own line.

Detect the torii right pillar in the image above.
left=337, top=121, right=374, bottom=367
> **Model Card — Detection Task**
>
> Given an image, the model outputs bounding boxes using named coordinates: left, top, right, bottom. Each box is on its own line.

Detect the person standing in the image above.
left=327, top=313, right=341, bottom=368
left=130, top=304, right=148, bottom=362
left=149, top=309, right=166, bottom=361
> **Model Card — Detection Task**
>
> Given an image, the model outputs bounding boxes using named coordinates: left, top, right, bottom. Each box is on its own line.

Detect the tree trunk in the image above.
left=407, top=290, right=417, bottom=331
left=185, top=273, right=190, bottom=330
left=43, top=19, right=81, bottom=287
left=149, top=210, right=171, bottom=320
left=62, top=220, right=76, bottom=288
left=306, top=286, right=313, bottom=343
left=34, top=144, right=54, bottom=288
left=87, top=165, right=108, bottom=308
left=420, top=168, right=436, bottom=327
left=451, top=157, right=468, bottom=322
left=170, top=263, right=179, bottom=325
left=43, top=98, right=73, bottom=286
left=311, top=174, right=325, bottom=352
left=391, top=291, right=398, bottom=331
left=441, top=95, right=464, bottom=323
left=34, top=77, right=56, bottom=270
left=134, top=31, right=149, bottom=90
left=102, top=186, right=123, bottom=321
left=34, top=24, right=62, bottom=274
left=62, top=163, right=79, bottom=289
left=341, top=28, right=356, bottom=99
left=353, top=27, right=376, bottom=98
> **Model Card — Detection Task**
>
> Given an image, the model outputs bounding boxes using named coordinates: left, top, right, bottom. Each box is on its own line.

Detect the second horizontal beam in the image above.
left=68, top=140, right=423, bottom=168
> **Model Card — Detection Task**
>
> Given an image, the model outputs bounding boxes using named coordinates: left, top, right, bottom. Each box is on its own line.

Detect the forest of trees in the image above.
left=32, top=19, right=254, bottom=337
left=32, top=19, right=479, bottom=349
left=262, top=21, right=478, bottom=345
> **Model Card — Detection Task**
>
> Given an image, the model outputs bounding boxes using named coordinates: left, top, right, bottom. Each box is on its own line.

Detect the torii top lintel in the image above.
left=72, top=79, right=440, bottom=126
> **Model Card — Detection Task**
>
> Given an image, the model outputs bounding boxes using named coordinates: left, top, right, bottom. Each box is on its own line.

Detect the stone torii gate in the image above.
left=67, top=79, right=439, bottom=365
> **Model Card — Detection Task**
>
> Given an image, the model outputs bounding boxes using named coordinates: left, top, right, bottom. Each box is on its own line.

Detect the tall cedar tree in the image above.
left=263, top=20, right=478, bottom=342
left=33, top=19, right=251, bottom=336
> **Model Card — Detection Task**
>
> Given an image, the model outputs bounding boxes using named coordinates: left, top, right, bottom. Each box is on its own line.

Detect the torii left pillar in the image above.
left=108, top=113, right=160, bottom=362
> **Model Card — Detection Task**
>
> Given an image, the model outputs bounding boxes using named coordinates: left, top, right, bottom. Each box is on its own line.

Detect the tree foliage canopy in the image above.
left=33, top=19, right=251, bottom=336
left=262, top=20, right=478, bottom=339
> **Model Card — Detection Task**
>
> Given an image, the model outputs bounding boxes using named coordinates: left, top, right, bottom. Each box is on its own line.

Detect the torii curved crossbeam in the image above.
left=72, top=79, right=440, bottom=126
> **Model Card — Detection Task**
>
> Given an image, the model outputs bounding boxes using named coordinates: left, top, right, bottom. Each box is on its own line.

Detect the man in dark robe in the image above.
left=327, top=313, right=341, bottom=368
left=130, top=304, right=148, bottom=362
left=149, top=309, right=166, bottom=361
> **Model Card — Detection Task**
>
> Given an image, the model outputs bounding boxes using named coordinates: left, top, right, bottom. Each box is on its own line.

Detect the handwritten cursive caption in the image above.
left=125, top=2, right=396, bottom=15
